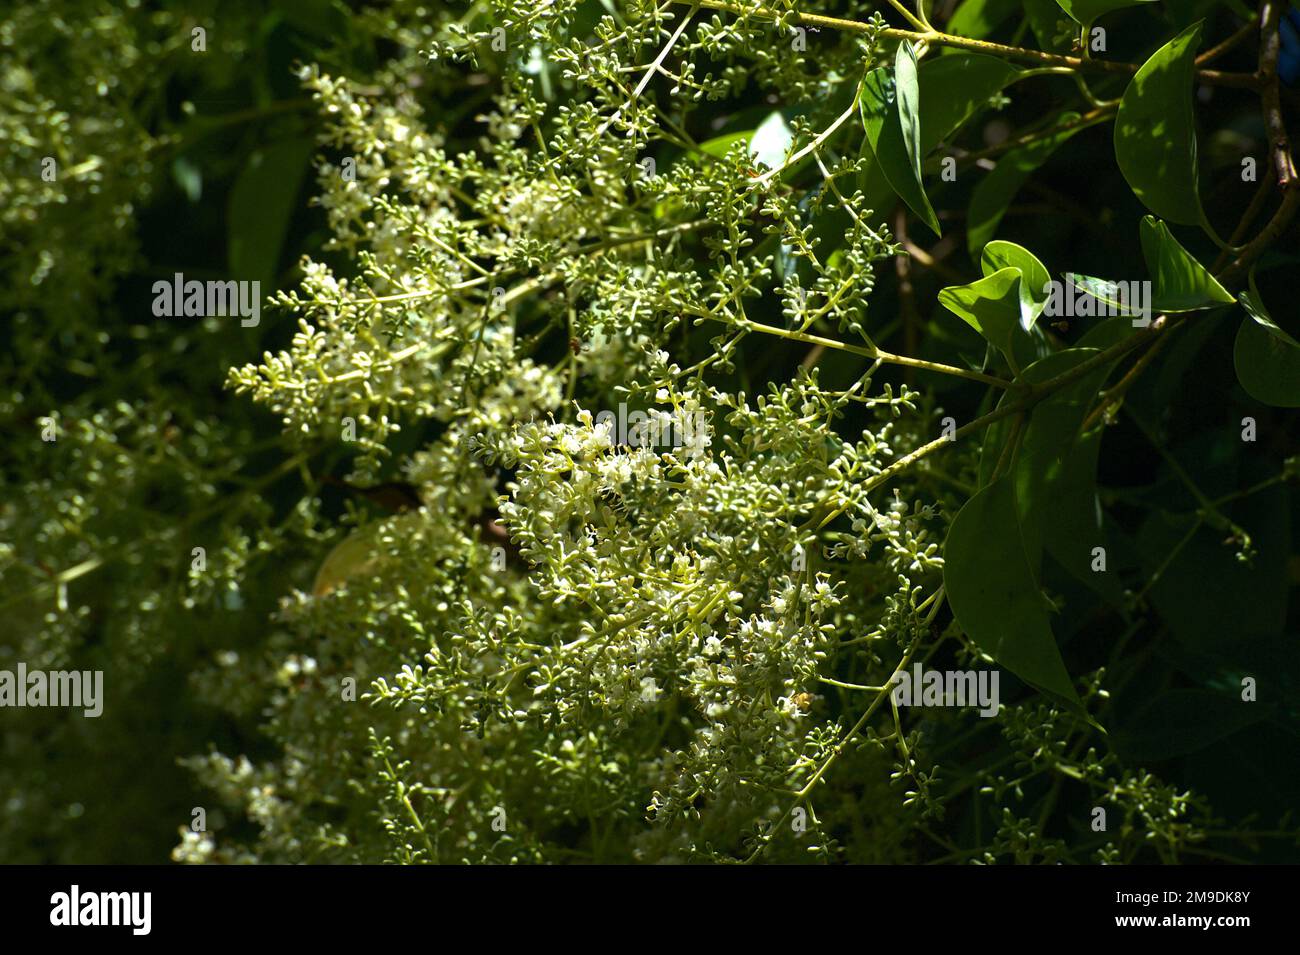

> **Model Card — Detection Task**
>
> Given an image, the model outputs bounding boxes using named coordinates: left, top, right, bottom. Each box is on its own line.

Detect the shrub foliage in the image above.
left=3, top=0, right=1299, bottom=863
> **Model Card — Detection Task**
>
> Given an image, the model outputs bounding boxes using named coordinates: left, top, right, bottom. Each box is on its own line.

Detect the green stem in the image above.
left=673, top=1, right=1259, bottom=88
left=704, top=313, right=1014, bottom=389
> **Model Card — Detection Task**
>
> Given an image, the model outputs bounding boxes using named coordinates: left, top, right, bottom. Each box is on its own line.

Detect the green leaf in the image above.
left=1075, top=315, right=1140, bottom=349
left=1234, top=279, right=1300, bottom=407
left=895, top=41, right=925, bottom=185
left=1054, top=0, right=1157, bottom=25
left=1139, top=216, right=1233, bottom=312
left=1012, top=349, right=1113, bottom=565
left=967, top=111, right=1084, bottom=256
left=1114, top=22, right=1206, bottom=226
left=697, top=111, right=801, bottom=172
left=312, top=528, right=383, bottom=597
left=947, top=0, right=1022, bottom=40
left=1042, top=429, right=1126, bottom=606
left=697, top=130, right=754, bottom=160
left=860, top=53, right=1021, bottom=234
left=1023, top=0, right=1078, bottom=53
left=980, top=239, right=1052, bottom=330
left=944, top=476, right=1083, bottom=707
left=228, top=138, right=315, bottom=289
left=913, top=53, right=1022, bottom=149
left=937, top=267, right=1024, bottom=360
left=978, top=347, right=1119, bottom=559
left=859, top=63, right=940, bottom=236
left=1137, top=488, right=1290, bottom=652
left=939, top=243, right=1050, bottom=366
left=1063, top=273, right=1148, bottom=318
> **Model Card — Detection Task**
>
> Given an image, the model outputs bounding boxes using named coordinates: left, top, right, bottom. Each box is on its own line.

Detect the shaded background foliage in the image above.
left=2, top=0, right=1298, bottom=863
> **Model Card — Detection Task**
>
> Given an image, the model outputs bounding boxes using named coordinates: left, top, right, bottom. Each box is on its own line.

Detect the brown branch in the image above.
left=901, top=238, right=965, bottom=285
left=1196, top=13, right=1261, bottom=66
left=1259, top=1, right=1298, bottom=191
left=1218, top=1, right=1300, bottom=283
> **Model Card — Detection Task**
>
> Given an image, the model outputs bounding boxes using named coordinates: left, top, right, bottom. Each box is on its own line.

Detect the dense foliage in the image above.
left=3, top=0, right=1299, bottom=864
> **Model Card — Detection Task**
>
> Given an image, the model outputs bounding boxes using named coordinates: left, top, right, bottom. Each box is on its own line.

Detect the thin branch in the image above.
left=696, top=311, right=1014, bottom=389
left=674, top=0, right=1260, bottom=88
left=1260, top=1, right=1298, bottom=190
left=1197, top=12, right=1261, bottom=65
left=595, top=5, right=696, bottom=138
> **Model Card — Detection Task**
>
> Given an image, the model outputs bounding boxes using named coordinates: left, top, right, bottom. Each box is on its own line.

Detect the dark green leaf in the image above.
left=1054, top=0, right=1157, bottom=25
left=1137, top=487, right=1290, bottom=652
left=274, top=0, right=349, bottom=38
left=228, top=138, right=315, bottom=288
left=947, top=0, right=1022, bottom=40
left=913, top=53, right=1022, bottom=148
left=944, top=476, right=1083, bottom=706
left=1235, top=279, right=1300, bottom=407
left=1023, top=0, right=1078, bottom=53
left=1075, top=315, right=1140, bottom=349
left=1042, top=429, right=1126, bottom=605
left=982, top=348, right=1117, bottom=561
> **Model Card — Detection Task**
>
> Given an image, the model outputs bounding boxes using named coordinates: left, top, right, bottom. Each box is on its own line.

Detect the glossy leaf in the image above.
left=895, top=41, right=924, bottom=186
left=1064, top=273, right=1148, bottom=318
left=913, top=53, right=1022, bottom=148
left=981, top=239, right=1052, bottom=329
left=860, top=53, right=1022, bottom=233
left=947, top=0, right=1021, bottom=40
left=1235, top=280, right=1300, bottom=407
left=1139, top=216, right=1233, bottom=312
left=697, top=129, right=754, bottom=160
left=937, top=267, right=1023, bottom=360
left=1114, top=22, right=1205, bottom=226
left=944, top=477, right=1083, bottom=706
left=859, top=64, right=941, bottom=236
